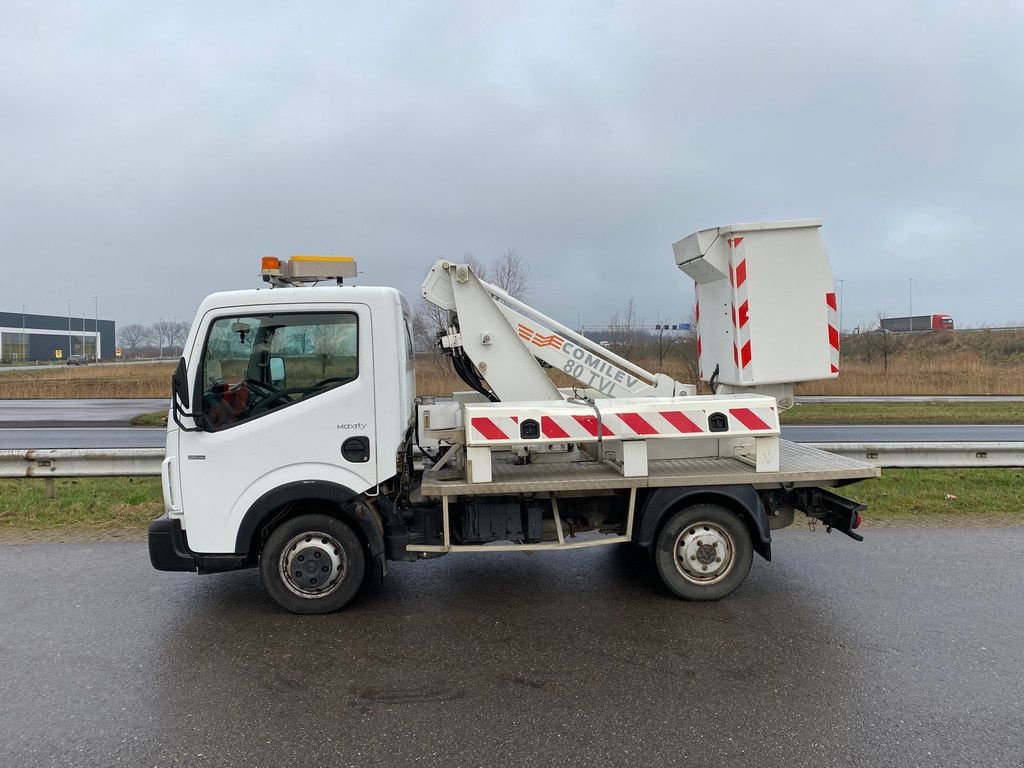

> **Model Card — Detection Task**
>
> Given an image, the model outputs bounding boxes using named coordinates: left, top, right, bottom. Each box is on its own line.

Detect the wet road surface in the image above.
left=785, top=424, right=1024, bottom=442
left=0, top=528, right=1021, bottom=767
left=0, top=427, right=165, bottom=449
left=1, top=399, right=1023, bottom=449
left=0, top=398, right=167, bottom=427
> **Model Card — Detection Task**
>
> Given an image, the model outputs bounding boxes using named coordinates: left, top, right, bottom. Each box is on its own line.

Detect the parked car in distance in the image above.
left=66, top=354, right=88, bottom=366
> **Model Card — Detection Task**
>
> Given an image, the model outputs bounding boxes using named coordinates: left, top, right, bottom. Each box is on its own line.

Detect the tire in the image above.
left=260, top=513, right=366, bottom=614
left=653, top=503, right=753, bottom=601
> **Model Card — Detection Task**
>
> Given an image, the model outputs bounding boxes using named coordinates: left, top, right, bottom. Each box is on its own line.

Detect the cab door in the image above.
left=176, top=305, right=376, bottom=554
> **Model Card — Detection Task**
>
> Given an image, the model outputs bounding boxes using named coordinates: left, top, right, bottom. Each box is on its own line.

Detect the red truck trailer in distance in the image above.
left=880, top=314, right=954, bottom=332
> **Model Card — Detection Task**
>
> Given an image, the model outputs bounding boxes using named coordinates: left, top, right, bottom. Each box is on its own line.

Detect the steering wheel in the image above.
left=244, top=378, right=277, bottom=396
left=247, top=386, right=310, bottom=417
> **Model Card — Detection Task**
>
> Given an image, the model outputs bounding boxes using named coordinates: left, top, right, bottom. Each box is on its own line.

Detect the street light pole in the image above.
left=21, top=304, right=26, bottom=362
left=81, top=313, right=86, bottom=355
left=67, top=298, right=72, bottom=357
left=92, top=295, right=99, bottom=362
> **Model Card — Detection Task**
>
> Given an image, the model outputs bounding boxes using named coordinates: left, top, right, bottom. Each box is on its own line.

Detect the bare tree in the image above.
left=866, top=310, right=900, bottom=372
left=150, top=320, right=178, bottom=358
left=313, top=324, right=344, bottom=375
left=413, top=298, right=454, bottom=376
left=413, top=299, right=444, bottom=351
left=118, top=324, right=151, bottom=356
left=412, top=247, right=533, bottom=376
left=678, top=308, right=700, bottom=386
left=170, top=321, right=189, bottom=351
left=462, top=252, right=490, bottom=283
left=294, top=325, right=311, bottom=355
left=491, top=247, right=531, bottom=300
left=653, top=312, right=674, bottom=367
left=609, top=298, right=642, bottom=358
left=412, top=252, right=489, bottom=373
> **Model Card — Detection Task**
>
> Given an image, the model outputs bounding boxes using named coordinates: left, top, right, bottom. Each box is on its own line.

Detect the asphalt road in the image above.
left=0, top=529, right=1020, bottom=767
left=4, top=424, right=1024, bottom=450
left=785, top=424, right=1024, bottom=442
left=0, top=427, right=165, bottom=449
left=1, top=399, right=1023, bottom=449
left=0, top=360, right=171, bottom=373
left=0, top=398, right=167, bottom=427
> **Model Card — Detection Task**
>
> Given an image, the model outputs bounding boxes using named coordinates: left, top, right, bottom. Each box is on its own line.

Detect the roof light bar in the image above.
left=261, top=255, right=358, bottom=287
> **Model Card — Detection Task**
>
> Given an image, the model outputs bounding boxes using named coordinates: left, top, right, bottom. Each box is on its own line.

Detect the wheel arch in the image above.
left=634, top=485, right=772, bottom=561
left=235, top=480, right=385, bottom=569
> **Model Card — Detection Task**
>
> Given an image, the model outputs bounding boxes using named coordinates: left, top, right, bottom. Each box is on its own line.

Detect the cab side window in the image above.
left=199, top=312, right=358, bottom=430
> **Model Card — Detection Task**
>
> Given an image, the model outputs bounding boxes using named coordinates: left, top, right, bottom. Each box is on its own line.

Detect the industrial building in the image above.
left=0, top=310, right=115, bottom=363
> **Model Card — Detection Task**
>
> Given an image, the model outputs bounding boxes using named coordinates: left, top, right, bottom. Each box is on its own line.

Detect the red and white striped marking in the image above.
left=694, top=295, right=702, bottom=380
left=471, top=410, right=707, bottom=442
left=468, top=405, right=778, bottom=444
left=826, top=292, right=840, bottom=374
left=470, top=415, right=520, bottom=441
left=726, top=406, right=776, bottom=432
left=728, top=237, right=752, bottom=379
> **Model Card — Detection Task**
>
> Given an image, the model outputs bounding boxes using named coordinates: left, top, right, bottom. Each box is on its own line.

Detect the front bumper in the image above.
left=148, top=515, right=250, bottom=574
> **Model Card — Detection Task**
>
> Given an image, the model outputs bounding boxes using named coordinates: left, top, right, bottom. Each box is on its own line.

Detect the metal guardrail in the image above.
left=806, top=443, right=1024, bottom=468
left=0, top=448, right=164, bottom=478
left=0, top=448, right=164, bottom=497
left=2, top=443, right=1023, bottom=493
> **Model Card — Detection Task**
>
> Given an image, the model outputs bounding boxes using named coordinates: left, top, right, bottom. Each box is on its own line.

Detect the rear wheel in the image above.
left=653, top=503, right=753, bottom=601
left=260, top=513, right=365, bottom=614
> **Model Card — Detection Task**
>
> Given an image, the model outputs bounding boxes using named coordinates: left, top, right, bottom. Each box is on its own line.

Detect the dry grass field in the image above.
left=3, top=329, right=1024, bottom=399
left=795, top=354, right=1024, bottom=396
left=809, top=329, right=1024, bottom=395
left=0, top=362, right=176, bottom=399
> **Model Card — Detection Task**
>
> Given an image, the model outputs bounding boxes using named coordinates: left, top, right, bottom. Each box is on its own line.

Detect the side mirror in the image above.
left=172, top=357, right=190, bottom=409
left=269, top=356, right=286, bottom=386
left=171, top=356, right=204, bottom=432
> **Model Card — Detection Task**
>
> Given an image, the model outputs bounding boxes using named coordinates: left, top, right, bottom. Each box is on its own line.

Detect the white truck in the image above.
left=149, top=220, right=878, bottom=614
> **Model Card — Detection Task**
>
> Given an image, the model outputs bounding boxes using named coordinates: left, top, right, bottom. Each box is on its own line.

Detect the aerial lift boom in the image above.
left=418, top=219, right=839, bottom=482
left=421, top=260, right=694, bottom=403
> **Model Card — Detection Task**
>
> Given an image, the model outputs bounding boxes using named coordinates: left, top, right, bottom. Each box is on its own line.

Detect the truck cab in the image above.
left=153, top=283, right=416, bottom=581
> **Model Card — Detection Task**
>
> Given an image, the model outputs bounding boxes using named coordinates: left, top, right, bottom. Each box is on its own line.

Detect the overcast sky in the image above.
left=1, top=1, right=1021, bottom=334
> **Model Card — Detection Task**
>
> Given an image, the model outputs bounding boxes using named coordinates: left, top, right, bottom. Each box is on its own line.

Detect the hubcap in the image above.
left=673, top=522, right=735, bottom=585
left=279, top=531, right=347, bottom=598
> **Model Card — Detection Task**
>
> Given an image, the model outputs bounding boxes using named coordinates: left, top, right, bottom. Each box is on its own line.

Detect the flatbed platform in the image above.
left=420, top=440, right=879, bottom=498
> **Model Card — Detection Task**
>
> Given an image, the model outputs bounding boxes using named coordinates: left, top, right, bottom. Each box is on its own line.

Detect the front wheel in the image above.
left=653, top=504, right=753, bottom=601
left=260, top=513, right=366, bottom=614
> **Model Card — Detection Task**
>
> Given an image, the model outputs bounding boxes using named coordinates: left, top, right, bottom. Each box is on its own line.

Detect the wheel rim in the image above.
left=279, top=531, right=348, bottom=599
left=673, top=521, right=735, bottom=585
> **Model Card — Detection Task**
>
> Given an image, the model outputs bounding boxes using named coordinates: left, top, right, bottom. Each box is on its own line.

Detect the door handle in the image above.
left=341, top=436, right=370, bottom=463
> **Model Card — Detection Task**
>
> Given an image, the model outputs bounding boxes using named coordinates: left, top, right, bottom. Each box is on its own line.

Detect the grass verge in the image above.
left=0, top=478, right=162, bottom=537
left=781, top=401, right=1024, bottom=425
left=0, top=470, right=1020, bottom=540
left=844, top=468, right=1023, bottom=524
left=130, top=410, right=168, bottom=427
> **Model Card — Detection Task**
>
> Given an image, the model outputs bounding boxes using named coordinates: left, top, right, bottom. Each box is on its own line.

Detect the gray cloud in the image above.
left=1, top=0, right=1021, bottom=332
